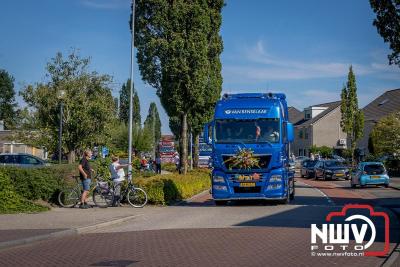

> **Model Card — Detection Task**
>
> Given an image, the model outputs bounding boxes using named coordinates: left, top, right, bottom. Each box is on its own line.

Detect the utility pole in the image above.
left=128, top=0, right=136, bottom=180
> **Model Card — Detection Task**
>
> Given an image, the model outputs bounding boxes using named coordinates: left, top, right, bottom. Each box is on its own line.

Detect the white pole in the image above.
left=128, top=0, right=136, bottom=180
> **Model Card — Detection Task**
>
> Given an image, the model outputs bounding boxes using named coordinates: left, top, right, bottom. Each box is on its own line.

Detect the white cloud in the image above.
left=223, top=41, right=400, bottom=82
left=81, top=0, right=128, bottom=10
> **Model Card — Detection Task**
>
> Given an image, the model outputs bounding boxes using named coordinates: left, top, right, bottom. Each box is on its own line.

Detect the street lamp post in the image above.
left=57, top=89, right=66, bottom=164
left=128, top=0, right=136, bottom=180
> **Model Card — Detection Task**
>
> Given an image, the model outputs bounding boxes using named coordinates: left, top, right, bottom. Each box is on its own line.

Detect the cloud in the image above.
left=223, top=41, right=400, bottom=82
left=81, top=0, right=128, bottom=10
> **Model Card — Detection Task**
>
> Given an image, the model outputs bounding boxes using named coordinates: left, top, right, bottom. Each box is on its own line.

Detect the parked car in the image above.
left=350, top=162, right=389, bottom=188
left=300, top=160, right=318, bottom=178
left=295, top=156, right=309, bottom=168
left=0, top=153, right=48, bottom=168
left=332, top=155, right=345, bottom=162
left=314, top=160, right=350, bottom=180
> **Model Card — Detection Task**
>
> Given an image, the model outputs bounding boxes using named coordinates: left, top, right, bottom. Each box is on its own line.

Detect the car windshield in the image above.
left=364, top=164, right=385, bottom=175
left=303, top=160, right=317, bottom=167
left=215, top=119, right=280, bottom=144
left=325, top=161, right=345, bottom=168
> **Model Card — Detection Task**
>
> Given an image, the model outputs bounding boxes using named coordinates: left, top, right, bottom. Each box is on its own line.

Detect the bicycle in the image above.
left=58, top=173, right=114, bottom=208
left=112, top=174, right=148, bottom=208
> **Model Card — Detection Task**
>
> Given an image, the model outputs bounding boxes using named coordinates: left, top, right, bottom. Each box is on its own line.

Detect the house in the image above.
left=0, top=120, right=46, bottom=159
left=357, top=88, right=400, bottom=156
left=288, top=107, right=303, bottom=124
left=293, top=101, right=347, bottom=156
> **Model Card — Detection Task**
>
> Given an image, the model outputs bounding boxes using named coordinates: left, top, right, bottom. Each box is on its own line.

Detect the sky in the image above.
left=0, top=0, right=399, bottom=134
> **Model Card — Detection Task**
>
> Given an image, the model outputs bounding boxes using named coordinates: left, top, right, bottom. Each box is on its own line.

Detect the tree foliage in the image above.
left=144, top=102, right=162, bottom=146
left=119, top=79, right=141, bottom=126
left=108, top=121, right=152, bottom=154
left=370, top=0, right=400, bottom=67
left=340, top=66, right=364, bottom=162
left=0, top=69, right=17, bottom=129
left=20, top=50, right=116, bottom=162
left=370, top=112, right=400, bottom=156
left=135, top=0, right=224, bottom=173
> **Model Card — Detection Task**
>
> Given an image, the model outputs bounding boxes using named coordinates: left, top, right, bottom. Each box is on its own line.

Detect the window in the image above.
left=0, top=155, right=16, bottom=164
left=18, top=155, right=41, bottom=165
left=305, top=129, right=309, bottom=139
left=298, top=129, right=303, bottom=139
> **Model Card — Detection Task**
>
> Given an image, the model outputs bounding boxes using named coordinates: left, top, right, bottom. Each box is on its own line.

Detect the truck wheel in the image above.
left=215, top=200, right=228, bottom=206
left=289, top=179, right=295, bottom=200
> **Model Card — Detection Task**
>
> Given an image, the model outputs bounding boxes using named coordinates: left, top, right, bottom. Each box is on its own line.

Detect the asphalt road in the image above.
left=0, top=179, right=399, bottom=266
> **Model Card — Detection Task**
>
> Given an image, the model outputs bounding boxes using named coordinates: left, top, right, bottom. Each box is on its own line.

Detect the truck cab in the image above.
left=204, top=93, right=294, bottom=205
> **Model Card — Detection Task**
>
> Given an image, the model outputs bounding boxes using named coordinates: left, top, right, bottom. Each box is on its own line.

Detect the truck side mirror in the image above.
left=287, top=122, right=294, bottom=142
left=203, top=123, right=212, bottom=145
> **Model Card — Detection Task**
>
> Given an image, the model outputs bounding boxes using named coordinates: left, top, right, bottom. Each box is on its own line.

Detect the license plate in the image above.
left=335, top=173, right=344, bottom=177
left=240, top=182, right=256, bottom=187
left=371, top=175, right=380, bottom=179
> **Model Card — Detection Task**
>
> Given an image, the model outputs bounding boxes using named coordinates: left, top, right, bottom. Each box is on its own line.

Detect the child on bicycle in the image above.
left=109, top=156, right=130, bottom=207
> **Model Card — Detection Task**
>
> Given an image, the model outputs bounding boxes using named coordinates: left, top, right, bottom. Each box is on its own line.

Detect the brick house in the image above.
left=357, top=88, right=400, bottom=156
left=292, top=101, right=347, bottom=156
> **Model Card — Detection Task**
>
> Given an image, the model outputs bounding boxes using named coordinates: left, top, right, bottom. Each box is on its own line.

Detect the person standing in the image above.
left=155, top=154, right=162, bottom=174
left=78, top=149, right=93, bottom=209
left=109, top=156, right=130, bottom=207
left=173, top=153, right=180, bottom=173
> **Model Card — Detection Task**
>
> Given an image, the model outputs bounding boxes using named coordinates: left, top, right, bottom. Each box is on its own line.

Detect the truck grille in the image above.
left=222, top=155, right=271, bottom=171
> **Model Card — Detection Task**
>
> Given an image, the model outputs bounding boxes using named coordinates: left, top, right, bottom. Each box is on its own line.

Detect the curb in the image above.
left=389, top=185, right=400, bottom=191
left=0, top=214, right=141, bottom=251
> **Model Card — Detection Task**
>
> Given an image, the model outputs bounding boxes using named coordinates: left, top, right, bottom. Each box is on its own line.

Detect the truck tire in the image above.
left=215, top=200, right=228, bottom=206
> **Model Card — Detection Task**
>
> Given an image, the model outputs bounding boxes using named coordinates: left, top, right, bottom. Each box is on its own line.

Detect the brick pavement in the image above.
left=0, top=228, right=391, bottom=267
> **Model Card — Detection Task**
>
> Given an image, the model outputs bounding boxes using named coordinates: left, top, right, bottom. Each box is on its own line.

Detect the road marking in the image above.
left=297, top=180, right=335, bottom=206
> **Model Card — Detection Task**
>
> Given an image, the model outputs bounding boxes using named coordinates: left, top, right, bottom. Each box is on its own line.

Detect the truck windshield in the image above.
left=214, top=119, right=280, bottom=144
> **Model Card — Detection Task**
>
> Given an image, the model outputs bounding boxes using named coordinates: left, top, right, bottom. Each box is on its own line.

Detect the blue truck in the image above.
left=203, top=93, right=295, bottom=205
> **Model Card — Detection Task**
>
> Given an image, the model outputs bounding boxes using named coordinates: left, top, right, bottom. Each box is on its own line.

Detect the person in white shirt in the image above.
left=109, top=156, right=130, bottom=207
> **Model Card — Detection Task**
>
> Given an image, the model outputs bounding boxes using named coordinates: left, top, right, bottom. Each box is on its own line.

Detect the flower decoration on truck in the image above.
left=224, top=148, right=260, bottom=170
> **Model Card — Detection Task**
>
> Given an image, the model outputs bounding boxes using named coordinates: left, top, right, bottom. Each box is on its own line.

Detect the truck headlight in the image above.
left=270, top=175, right=282, bottom=182
left=213, top=185, right=227, bottom=191
left=325, top=170, right=333, bottom=174
left=267, top=184, right=282, bottom=190
left=213, top=175, right=225, bottom=183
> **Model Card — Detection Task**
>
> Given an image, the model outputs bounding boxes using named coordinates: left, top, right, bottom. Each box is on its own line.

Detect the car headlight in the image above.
left=213, top=175, right=225, bottom=183
left=270, top=175, right=282, bottom=182
left=325, top=170, right=333, bottom=174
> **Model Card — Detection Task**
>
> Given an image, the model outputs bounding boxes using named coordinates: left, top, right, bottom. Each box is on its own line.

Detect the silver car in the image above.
left=0, top=153, right=48, bottom=168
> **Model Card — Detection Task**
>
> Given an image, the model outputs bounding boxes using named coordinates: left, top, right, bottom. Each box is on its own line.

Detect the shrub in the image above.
left=134, top=168, right=210, bottom=205
left=0, top=171, right=48, bottom=214
left=0, top=163, right=77, bottom=203
left=162, top=162, right=177, bottom=173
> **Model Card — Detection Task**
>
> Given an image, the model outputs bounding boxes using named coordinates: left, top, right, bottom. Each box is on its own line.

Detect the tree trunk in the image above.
left=67, top=150, right=76, bottom=163
left=180, top=113, right=188, bottom=174
left=193, top=133, right=199, bottom=168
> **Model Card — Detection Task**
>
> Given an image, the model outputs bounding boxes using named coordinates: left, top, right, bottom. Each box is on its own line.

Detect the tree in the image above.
left=20, top=50, right=116, bottom=163
left=135, top=0, right=224, bottom=174
left=370, top=112, right=400, bottom=156
left=108, top=121, right=152, bottom=154
left=0, top=69, right=17, bottom=129
left=370, top=0, right=400, bottom=67
left=340, top=66, right=364, bottom=163
left=144, top=102, right=162, bottom=151
left=119, top=79, right=141, bottom=126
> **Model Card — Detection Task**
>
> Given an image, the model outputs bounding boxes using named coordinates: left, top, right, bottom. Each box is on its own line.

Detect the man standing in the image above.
left=155, top=154, right=162, bottom=174
left=78, top=149, right=93, bottom=209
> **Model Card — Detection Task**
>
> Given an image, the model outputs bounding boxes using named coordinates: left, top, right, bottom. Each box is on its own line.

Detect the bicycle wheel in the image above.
left=58, top=188, right=79, bottom=208
left=93, top=187, right=113, bottom=208
left=127, top=187, right=148, bottom=208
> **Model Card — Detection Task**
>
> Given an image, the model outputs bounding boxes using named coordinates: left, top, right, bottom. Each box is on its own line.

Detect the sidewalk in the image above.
left=390, top=176, right=400, bottom=190
left=0, top=207, right=142, bottom=250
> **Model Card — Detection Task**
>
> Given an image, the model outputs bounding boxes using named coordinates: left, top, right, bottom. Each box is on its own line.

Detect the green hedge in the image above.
left=135, top=168, right=211, bottom=205
left=0, top=171, right=48, bottom=214
left=0, top=164, right=77, bottom=203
